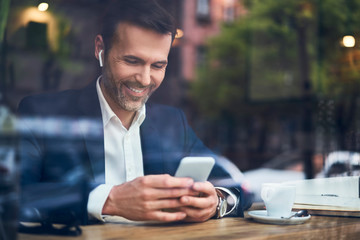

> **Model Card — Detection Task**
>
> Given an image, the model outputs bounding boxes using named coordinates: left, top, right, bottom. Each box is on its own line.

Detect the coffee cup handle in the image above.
left=261, top=187, right=275, bottom=201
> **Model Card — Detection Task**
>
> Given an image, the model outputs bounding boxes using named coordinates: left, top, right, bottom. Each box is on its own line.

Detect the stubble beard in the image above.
left=117, top=84, right=151, bottom=112
left=102, top=74, right=153, bottom=113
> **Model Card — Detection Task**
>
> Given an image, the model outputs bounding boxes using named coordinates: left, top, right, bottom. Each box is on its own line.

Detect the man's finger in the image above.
left=192, top=181, right=215, bottom=195
left=180, top=206, right=215, bottom=222
left=180, top=195, right=217, bottom=209
left=141, top=198, right=188, bottom=211
left=140, top=174, right=194, bottom=188
left=149, top=187, right=198, bottom=199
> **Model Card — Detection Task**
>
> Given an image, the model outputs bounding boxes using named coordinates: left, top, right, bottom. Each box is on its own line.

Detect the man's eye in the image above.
left=152, top=64, right=165, bottom=69
left=125, top=59, right=138, bottom=64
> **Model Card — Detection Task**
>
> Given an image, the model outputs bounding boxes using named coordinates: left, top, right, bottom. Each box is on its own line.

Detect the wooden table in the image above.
left=18, top=211, right=360, bottom=240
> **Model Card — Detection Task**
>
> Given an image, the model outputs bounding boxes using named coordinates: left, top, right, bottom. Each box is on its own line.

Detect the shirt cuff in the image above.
left=87, top=184, right=114, bottom=222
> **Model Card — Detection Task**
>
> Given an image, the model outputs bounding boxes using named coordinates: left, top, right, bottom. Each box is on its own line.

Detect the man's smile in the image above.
left=123, top=83, right=151, bottom=98
left=129, top=87, right=145, bottom=93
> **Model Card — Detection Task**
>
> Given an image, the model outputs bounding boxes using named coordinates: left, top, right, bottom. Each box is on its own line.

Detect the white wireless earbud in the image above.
left=98, top=50, right=103, bottom=67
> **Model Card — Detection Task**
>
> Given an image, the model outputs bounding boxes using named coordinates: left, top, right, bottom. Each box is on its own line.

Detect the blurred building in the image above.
left=154, top=0, right=247, bottom=105
left=179, top=0, right=246, bottom=81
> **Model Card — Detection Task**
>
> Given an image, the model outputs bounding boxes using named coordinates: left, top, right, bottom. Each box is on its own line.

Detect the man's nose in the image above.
left=137, top=66, right=151, bottom=86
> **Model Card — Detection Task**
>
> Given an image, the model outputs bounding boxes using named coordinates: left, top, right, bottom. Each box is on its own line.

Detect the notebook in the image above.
left=284, top=176, right=360, bottom=217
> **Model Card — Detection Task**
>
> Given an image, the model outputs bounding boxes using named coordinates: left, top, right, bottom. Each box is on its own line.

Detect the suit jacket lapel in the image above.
left=140, top=108, right=165, bottom=175
left=77, top=80, right=105, bottom=183
left=77, top=80, right=102, bottom=118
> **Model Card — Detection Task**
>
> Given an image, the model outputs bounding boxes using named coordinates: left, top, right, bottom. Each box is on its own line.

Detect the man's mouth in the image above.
left=128, top=86, right=146, bottom=93
left=123, top=83, right=150, bottom=97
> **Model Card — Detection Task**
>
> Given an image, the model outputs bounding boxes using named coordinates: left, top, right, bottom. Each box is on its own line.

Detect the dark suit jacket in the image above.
left=17, top=80, right=252, bottom=225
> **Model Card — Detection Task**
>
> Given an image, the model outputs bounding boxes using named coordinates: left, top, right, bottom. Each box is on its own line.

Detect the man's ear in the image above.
left=95, top=35, right=105, bottom=67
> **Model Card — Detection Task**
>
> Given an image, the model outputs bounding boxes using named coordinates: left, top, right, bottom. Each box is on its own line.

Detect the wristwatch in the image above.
left=214, top=187, right=238, bottom=218
left=214, top=188, right=227, bottom=218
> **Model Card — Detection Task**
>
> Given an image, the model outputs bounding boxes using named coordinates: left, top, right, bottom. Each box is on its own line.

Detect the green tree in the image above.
left=0, top=0, right=11, bottom=44
left=192, top=0, right=360, bottom=113
left=190, top=0, right=360, bottom=172
left=0, top=0, right=11, bottom=96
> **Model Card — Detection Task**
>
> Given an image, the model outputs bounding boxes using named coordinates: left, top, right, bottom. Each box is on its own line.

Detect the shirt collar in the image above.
left=96, top=76, right=146, bottom=128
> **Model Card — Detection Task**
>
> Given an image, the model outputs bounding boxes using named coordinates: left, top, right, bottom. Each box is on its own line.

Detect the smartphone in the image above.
left=174, top=156, right=215, bottom=182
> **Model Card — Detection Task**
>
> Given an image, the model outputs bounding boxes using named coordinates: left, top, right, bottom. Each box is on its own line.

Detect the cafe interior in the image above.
left=0, top=0, right=360, bottom=239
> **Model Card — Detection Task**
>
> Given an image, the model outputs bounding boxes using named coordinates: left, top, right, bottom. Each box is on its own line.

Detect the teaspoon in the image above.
left=281, top=210, right=309, bottom=219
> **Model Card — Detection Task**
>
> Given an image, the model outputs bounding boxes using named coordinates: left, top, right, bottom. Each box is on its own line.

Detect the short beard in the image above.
left=102, top=76, right=153, bottom=112
left=117, top=90, right=150, bottom=112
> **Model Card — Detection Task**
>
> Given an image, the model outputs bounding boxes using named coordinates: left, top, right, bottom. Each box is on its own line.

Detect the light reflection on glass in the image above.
left=343, top=35, right=355, bottom=48
left=38, top=3, right=49, bottom=12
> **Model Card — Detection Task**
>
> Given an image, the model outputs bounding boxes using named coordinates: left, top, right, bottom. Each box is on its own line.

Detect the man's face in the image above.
left=101, top=23, right=172, bottom=113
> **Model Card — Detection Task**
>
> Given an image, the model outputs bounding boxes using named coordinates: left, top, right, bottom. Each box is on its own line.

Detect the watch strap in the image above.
left=227, top=186, right=244, bottom=217
left=215, top=187, right=238, bottom=216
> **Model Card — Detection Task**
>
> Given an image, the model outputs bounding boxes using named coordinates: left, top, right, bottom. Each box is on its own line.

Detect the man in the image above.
left=18, top=0, right=252, bottom=225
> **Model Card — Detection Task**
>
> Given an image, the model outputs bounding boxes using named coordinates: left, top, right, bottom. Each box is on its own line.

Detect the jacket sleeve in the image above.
left=17, top=97, right=91, bottom=225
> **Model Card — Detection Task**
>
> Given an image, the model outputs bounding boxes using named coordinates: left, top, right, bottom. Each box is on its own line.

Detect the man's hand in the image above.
left=102, top=174, right=196, bottom=222
left=179, top=181, right=218, bottom=222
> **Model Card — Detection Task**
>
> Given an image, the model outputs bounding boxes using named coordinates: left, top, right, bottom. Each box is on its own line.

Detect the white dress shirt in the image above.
left=87, top=76, right=145, bottom=221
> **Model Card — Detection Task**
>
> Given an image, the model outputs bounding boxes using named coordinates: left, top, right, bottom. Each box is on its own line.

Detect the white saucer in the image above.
left=248, top=210, right=311, bottom=225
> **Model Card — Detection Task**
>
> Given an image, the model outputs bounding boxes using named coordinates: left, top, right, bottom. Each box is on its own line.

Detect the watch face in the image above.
left=220, top=200, right=228, bottom=217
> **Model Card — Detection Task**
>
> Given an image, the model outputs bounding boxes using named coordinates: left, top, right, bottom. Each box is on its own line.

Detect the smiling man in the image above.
left=18, top=0, right=252, bottom=225
left=96, top=22, right=171, bottom=128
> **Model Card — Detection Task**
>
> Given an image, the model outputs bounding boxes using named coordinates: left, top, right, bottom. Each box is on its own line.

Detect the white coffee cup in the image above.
left=261, top=183, right=296, bottom=218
